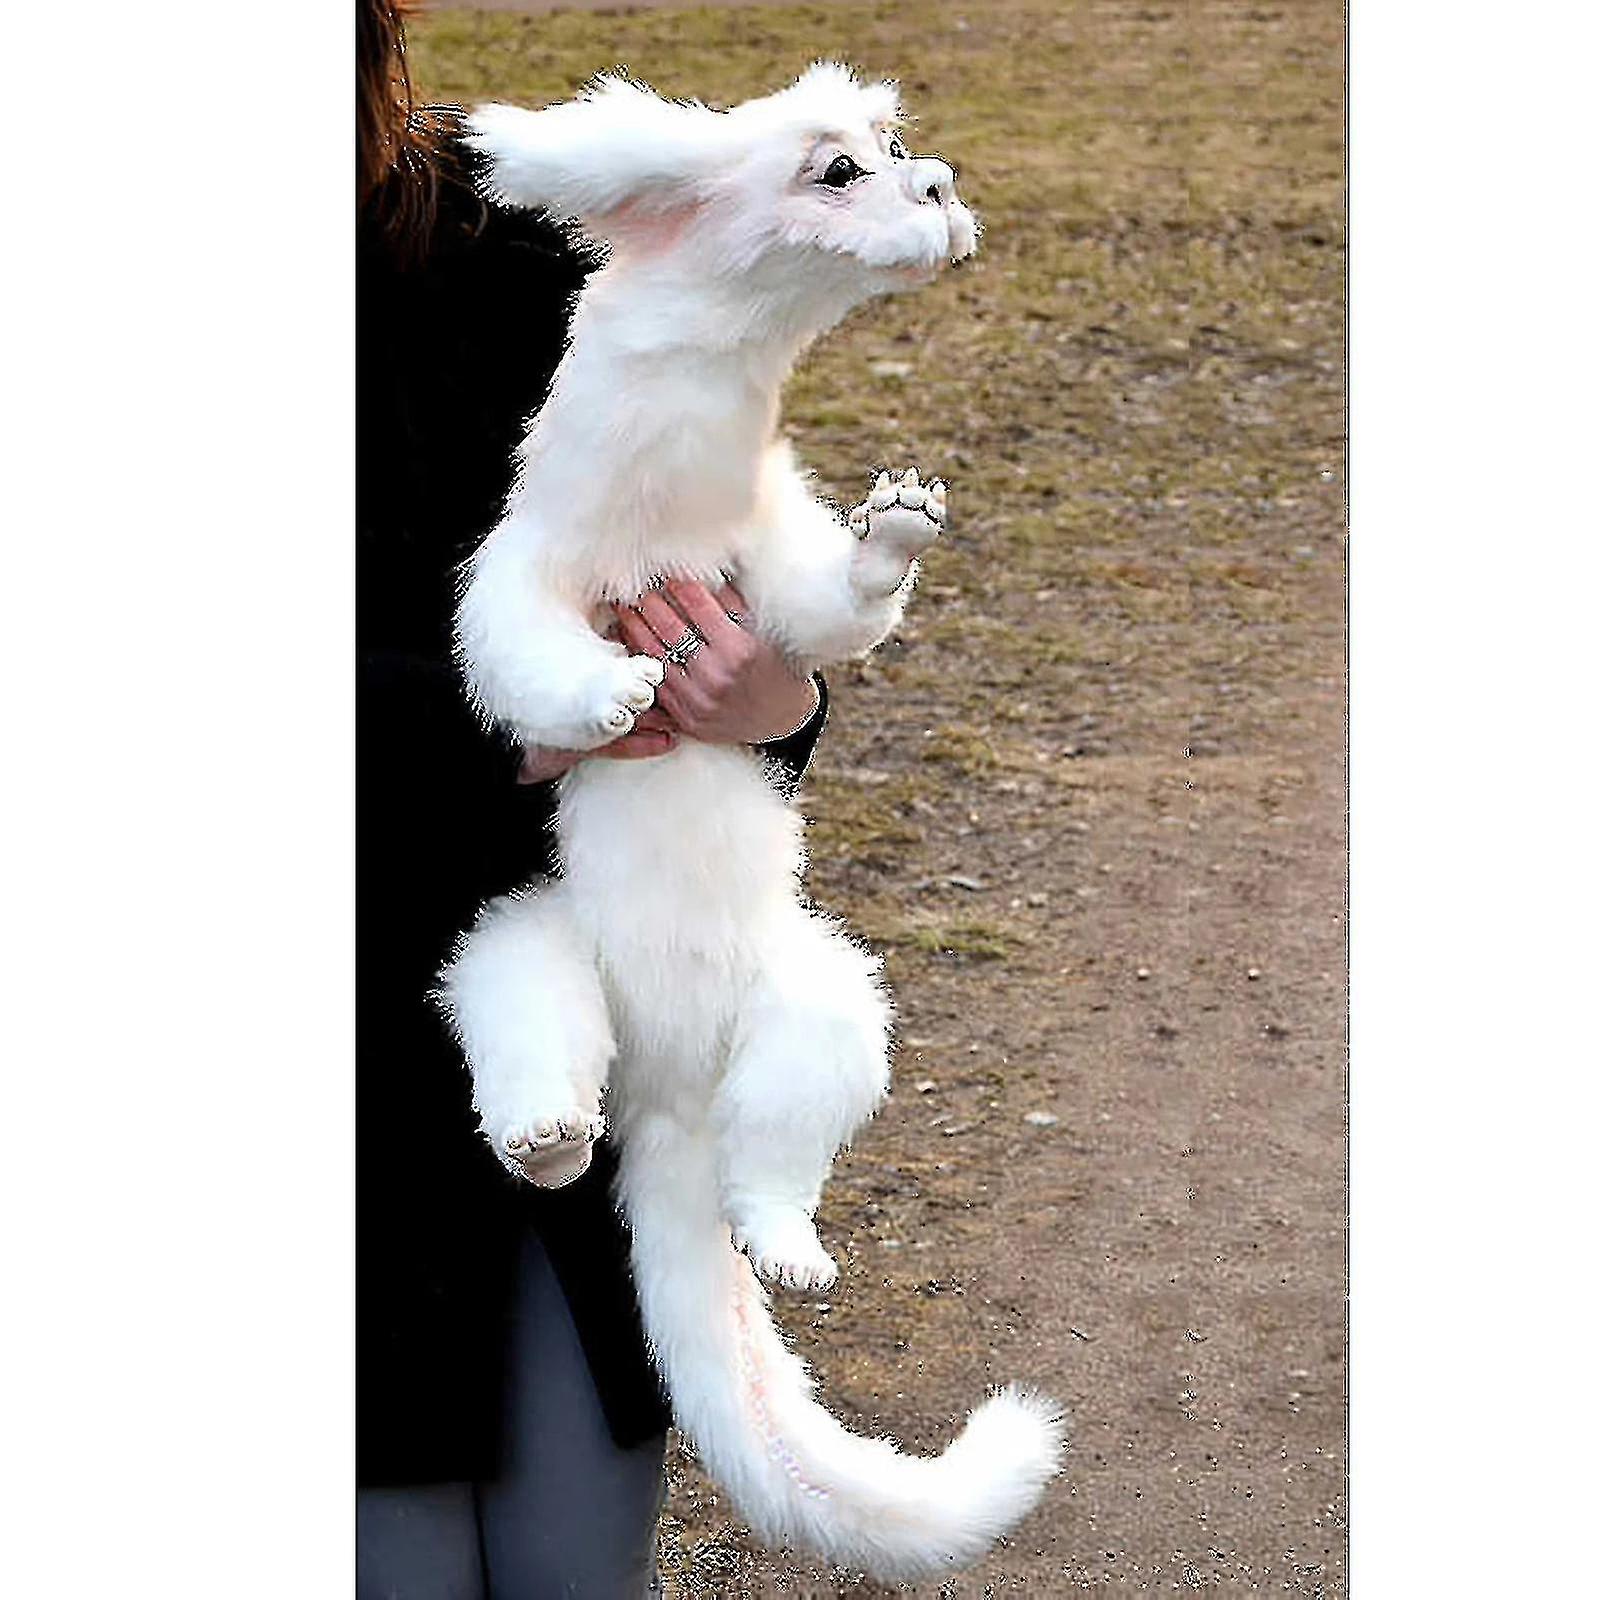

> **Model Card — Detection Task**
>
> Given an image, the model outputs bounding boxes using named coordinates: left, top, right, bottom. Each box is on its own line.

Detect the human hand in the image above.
left=517, top=707, right=678, bottom=784
left=613, top=579, right=819, bottom=745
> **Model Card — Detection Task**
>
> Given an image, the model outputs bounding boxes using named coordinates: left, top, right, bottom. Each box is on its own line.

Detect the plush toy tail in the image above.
left=615, top=1113, right=1067, bottom=1582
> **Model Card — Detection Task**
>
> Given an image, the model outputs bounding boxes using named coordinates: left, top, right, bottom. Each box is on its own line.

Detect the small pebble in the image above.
left=1136, top=966, right=1152, bottom=980
left=1247, top=967, right=1262, bottom=980
left=915, top=1079, right=937, bottom=1093
left=1024, top=1111, right=1060, bottom=1128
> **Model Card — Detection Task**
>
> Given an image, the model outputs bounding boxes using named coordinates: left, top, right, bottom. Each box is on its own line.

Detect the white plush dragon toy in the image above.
left=442, top=63, right=1064, bottom=1581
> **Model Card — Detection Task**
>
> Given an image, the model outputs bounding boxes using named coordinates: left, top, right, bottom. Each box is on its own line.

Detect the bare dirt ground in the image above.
left=415, top=1, right=1346, bottom=1591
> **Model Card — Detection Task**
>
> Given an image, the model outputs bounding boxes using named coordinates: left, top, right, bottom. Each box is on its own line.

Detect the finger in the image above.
left=634, top=590, right=713, bottom=681
left=653, top=670, right=717, bottom=729
left=652, top=672, right=690, bottom=721
left=662, top=578, right=740, bottom=646
left=592, top=728, right=677, bottom=760
left=631, top=589, right=689, bottom=650
left=613, top=604, right=665, bottom=660
left=711, top=578, right=751, bottom=624
left=632, top=707, right=677, bottom=735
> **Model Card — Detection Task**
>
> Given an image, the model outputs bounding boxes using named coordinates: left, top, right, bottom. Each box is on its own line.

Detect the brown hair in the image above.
left=358, top=0, right=451, bottom=259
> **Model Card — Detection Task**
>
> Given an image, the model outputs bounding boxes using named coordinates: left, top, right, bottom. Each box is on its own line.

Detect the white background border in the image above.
left=1350, top=1, right=1597, bottom=1591
left=3, top=1, right=1598, bottom=1593
left=5, top=3, right=352, bottom=1594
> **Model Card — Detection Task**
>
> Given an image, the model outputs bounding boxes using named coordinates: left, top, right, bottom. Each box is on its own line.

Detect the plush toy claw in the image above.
left=848, top=466, right=947, bottom=596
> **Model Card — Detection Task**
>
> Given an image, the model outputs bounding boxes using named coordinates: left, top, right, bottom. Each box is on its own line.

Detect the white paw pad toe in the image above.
left=853, top=467, right=947, bottom=543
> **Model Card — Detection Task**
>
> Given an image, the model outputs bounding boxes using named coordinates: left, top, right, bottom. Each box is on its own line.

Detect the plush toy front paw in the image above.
left=493, top=1107, right=606, bottom=1188
left=581, top=653, right=666, bottom=743
left=847, top=468, right=947, bottom=595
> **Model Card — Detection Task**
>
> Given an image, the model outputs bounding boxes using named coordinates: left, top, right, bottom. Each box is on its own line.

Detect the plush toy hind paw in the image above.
left=731, top=1203, right=839, bottom=1292
left=494, top=1108, right=606, bottom=1188
left=847, top=467, right=947, bottom=597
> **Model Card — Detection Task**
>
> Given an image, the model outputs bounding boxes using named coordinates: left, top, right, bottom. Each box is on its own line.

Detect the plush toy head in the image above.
left=466, top=63, right=979, bottom=314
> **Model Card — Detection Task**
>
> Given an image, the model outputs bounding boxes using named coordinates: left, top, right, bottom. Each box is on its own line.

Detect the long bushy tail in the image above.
left=616, top=1113, right=1067, bottom=1582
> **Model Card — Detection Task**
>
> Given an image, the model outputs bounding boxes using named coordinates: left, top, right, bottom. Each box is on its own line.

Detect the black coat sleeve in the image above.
left=357, top=648, right=565, bottom=1486
left=754, top=674, right=829, bottom=799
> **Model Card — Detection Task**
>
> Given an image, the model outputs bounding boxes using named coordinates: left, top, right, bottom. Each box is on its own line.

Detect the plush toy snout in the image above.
left=910, top=156, right=957, bottom=208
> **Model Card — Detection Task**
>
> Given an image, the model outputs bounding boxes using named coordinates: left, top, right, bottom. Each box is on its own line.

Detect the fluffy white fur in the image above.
left=440, top=64, right=1064, bottom=1579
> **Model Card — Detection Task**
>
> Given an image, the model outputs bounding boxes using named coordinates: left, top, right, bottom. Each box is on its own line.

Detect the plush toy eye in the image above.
left=818, top=154, right=867, bottom=188
left=887, top=133, right=908, bottom=160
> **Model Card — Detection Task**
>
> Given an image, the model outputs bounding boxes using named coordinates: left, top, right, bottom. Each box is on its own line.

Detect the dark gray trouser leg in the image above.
left=356, top=1482, right=483, bottom=1600
left=476, top=1225, right=669, bottom=1599
left=356, top=1225, right=667, bottom=1600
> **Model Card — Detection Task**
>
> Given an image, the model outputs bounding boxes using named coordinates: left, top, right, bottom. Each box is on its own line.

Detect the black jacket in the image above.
left=357, top=134, right=825, bottom=1485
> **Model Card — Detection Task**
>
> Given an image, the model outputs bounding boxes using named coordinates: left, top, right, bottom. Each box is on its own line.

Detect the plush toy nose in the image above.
left=909, top=156, right=957, bottom=207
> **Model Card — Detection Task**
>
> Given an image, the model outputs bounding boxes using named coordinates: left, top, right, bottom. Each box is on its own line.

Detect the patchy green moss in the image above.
left=917, top=724, right=1000, bottom=777
left=864, top=913, right=1023, bottom=963
left=800, top=771, right=922, bottom=857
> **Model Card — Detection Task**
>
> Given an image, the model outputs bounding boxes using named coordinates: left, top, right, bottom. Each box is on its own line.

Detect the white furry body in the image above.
left=439, top=65, right=1063, bottom=1579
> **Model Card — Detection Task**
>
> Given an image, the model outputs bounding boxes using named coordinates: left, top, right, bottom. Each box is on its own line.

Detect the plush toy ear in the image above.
left=780, top=60, right=902, bottom=131
left=465, top=74, right=728, bottom=233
